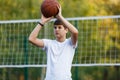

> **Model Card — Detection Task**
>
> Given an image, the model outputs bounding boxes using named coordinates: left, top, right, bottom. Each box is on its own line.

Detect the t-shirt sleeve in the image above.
left=42, top=39, right=50, bottom=51
left=69, top=38, right=78, bottom=49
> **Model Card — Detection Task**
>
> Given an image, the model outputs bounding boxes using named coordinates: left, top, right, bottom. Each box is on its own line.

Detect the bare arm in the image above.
left=56, top=6, right=78, bottom=45
left=28, top=15, right=53, bottom=48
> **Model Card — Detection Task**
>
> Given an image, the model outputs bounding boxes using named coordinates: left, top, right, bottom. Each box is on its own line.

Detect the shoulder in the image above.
left=42, top=39, right=56, bottom=50
left=67, top=38, right=78, bottom=48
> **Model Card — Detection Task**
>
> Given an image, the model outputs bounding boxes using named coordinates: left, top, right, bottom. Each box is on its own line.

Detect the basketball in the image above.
left=41, top=0, right=60, bottom=18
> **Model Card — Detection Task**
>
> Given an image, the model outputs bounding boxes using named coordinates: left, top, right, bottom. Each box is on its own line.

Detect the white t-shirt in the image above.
left=42, top=38, right=77, bottom=80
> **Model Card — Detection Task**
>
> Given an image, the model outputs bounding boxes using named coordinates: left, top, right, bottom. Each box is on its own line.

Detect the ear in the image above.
left=65, top=28, right=68, bottom=33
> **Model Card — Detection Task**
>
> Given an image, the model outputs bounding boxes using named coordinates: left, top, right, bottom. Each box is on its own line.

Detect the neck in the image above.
left=56, top=37, right=66, bottom=42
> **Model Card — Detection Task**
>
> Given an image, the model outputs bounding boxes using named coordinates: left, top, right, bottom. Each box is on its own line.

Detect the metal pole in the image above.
left=74, top=20, right=79, bottom=80
left=24, top=36, right=28, bottom=80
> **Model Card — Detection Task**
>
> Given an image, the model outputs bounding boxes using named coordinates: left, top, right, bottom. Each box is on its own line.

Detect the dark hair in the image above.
left=54, top=19, right=67, bottom=28
left=54, top=19, right=64, bottom=25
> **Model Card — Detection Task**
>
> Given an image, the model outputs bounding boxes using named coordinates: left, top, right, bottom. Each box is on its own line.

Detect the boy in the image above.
left=29, top=6, right=78, bottom=80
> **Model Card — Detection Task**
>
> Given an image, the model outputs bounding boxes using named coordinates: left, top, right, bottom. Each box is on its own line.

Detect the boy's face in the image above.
left=54, top=25, right=68, bottom=38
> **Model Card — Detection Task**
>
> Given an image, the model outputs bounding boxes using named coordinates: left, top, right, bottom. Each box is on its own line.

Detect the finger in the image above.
left=56, top=4, right=60, bottom=9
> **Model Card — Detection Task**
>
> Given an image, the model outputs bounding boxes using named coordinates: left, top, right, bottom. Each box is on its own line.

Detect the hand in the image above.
left=55, top=5, right=62, bottom=18
left=41, top=14, right=53, bottom=24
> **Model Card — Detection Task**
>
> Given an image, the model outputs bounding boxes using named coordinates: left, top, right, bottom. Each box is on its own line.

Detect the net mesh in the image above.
left=0, top=15, right=120, bottom=68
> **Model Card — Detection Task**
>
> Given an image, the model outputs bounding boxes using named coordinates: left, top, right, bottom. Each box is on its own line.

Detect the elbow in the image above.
left=28, top=36, right=34, bottom=43
left=74, top=30, right=79, bottom=37
left=71, top=29, right=79, bottom=39
left=28, top=37, right=32, bottom=43
left=73, top=30, right=79, bottom=40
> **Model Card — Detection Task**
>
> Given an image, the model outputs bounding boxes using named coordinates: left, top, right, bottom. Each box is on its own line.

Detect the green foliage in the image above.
left=0, top=0, right=120, bottom=20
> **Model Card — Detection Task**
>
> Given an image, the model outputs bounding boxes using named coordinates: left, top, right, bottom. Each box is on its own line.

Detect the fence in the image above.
left=0, top=15, right=120, bottom=68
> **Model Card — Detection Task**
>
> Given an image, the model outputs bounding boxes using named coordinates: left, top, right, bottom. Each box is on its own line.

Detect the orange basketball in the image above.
left=41, top=0, right=60, bottom=18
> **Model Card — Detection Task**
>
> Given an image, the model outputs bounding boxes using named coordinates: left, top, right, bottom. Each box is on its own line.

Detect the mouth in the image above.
left=55, top=32, right=59, bottom=34
left=55, top=33, right=59, bottom=35
left=55, top=32, right=59, bottom=36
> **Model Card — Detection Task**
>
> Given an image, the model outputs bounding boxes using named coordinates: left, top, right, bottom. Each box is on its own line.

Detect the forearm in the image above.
left=29, top=24, right=42, bottom=42
left=57, top=15, right=78, bottom=35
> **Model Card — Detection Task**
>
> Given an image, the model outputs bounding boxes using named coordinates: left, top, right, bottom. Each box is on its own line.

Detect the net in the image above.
left=0, top=15, right=120, bottom=68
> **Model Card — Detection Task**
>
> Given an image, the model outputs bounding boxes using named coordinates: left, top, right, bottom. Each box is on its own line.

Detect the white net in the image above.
left=0, top=15, right=120, bottom=68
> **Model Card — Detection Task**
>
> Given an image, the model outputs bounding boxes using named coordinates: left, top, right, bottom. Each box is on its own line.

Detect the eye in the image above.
left=54, top=26, right=57, bottom=29
left=58, top=26, right=62, bottom=29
